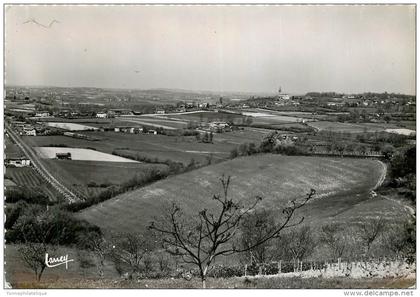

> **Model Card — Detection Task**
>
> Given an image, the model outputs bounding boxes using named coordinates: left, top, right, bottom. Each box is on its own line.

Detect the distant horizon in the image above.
left=5, top=5, right=415, bottom=96
left=4, top=83, right=416, bottom=97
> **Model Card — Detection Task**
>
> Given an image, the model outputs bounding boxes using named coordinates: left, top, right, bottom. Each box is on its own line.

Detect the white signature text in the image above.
left=45, top=253, right=74, bottom=269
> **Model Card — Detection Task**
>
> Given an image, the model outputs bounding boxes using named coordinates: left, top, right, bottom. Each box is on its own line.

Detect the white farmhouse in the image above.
left=96, top=112, right=107, bottom=118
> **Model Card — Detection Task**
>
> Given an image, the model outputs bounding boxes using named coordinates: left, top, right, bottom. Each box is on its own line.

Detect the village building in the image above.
left=147, top=129, right=158, bottom=135
left=96, top=112, right=107, bottom=118
left=35, top=111, right=50, bottom=118
left=22, top=127, right=36, bottom=136
left=56, top=152, right=72, bottom=160
left=5, top=157, right=31, bottom=167
left=209, top=121, right=230, bottom=132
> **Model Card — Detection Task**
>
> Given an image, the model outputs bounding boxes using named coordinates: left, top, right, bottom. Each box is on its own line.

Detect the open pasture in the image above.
left=78, top=154, right=394, bottom=234
left=35, top=147, right=139, bottom=162
left=385, top=128, right=416, bottom=136
left=170, top=110, right=307, bottom=126
left=5, top=135, right=25, bottom=158
left=44, top=122, right=98, bottom=131
left=308, top=121, right=399, bottom=133
left=120, top=116, right=188, bottom=129
left=35, top=159, right=169, bottom=199
left=118, top=117, right=180, bottom=130
left=168, top=111, right=246, bottom=124
left=242, top=111, right=305, bottom=123
left=41, top=159, right=169, bottom=198
left=24, top=128, right=267, bottom=165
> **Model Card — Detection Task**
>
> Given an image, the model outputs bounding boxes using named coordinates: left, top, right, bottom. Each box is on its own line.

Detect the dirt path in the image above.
left=372, top=160, right=415, bottom=217
left=383, top=196, right=415, bottom=217
left=373, top=160, right=387, bottom=190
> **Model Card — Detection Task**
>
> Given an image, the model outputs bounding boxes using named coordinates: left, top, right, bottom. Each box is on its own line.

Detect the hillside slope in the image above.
left=77, top=154, right=399, bottom=234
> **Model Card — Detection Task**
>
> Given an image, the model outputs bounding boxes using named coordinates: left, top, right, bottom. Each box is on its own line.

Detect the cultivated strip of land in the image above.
left=5, top=122, right=80, bottom=203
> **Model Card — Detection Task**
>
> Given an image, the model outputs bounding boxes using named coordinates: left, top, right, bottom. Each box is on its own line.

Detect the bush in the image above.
left=274, top=145, right=308, bottom=156
left=5, top=200, right=27, bottom=229
left=87, top=181, right=98, bottom=188
left=47, top=144, right=68, bottom=147
left=112, top=150, right=185, bottom=174
left=66, top=168, right=169, bottom=212
left=5, top=204, right=101, bottom=245
left=5, top=187, right=50, bottom=205
left=207, top=264, right=244, bottom=278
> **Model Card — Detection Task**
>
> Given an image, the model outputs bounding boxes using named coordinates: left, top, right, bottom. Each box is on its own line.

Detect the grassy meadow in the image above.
left=77, top=154, right=396, bottom=235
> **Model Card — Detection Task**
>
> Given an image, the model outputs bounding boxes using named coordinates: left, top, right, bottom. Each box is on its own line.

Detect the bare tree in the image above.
left=156, top=251, right=171, bottom=276
left=77, top=249, right=97, bottom=278
left=319, top=223, right=347, bottom=259
left=276, top=225, right=316, bottom=262
left=358, top=217, right=384, bottom=256
left=384, top=224, right=407, bottom=257
left=16, top=210, right=58, bottom=282
left=149, top=175, right=315, bottom=288
left=383, top=219, right=415, bottom=260
left=108, top=233, right=154, bottom=279
left=240, top=209, right=275, bottom=264
left=18, top=243, right=54, bottom=281
left=79, top=233, right=111, bottom=278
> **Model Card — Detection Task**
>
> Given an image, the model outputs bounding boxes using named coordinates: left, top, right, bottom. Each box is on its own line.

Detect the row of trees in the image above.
left=241, top=215, right=414, bottom=266
left=196, top=131, right=214, bottom=143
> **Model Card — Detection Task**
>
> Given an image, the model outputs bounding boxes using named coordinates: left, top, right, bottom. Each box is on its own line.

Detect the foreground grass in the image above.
left=14, top=276, right=415, bottom=289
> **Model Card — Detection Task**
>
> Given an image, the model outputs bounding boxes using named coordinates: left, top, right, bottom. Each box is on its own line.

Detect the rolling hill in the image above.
left=77, top=154, right=406, bottom=235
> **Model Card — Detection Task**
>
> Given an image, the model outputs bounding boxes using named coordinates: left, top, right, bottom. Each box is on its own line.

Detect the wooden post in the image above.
left=338, top=257, right=341, bottom=270
left=300, top=261, right=303, bottom=272
left=278, top=260, right=282, bottom=275
left=244, top=264, right=247, bottom=277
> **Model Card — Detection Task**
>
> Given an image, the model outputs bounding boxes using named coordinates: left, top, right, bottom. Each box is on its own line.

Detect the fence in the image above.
left=308, top=151, right=384, bottom=158
left=202, top=257, right=413, bottom=279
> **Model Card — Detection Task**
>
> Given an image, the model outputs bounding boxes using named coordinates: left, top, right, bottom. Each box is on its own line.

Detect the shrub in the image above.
left=5, top=205, right=101, bottom=245
left=207, top=264, right=244, bottom=278
left=5, top=187, right=50, bottom=205
left=66, top=168, right=169, bottom=212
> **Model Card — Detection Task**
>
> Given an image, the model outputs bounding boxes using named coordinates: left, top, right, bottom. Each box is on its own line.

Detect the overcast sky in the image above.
left=5, top=5, right=416, bottom=95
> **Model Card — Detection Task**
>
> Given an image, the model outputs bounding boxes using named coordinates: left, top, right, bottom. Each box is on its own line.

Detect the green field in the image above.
left=170, top=110, right=303, bottom=126
left=168, top=111, right=245, bottom=124
left=307, top=121, right=399, bottom=133
left=4, top=135, right=25, bottom=158
left=41, top=160, right=169, bottom=198
left=5, top=167, right=60, bottom=201
left=77, top=154, right=405, bottom=235
left=23, top=128, right=267, bottom=165
left=120, top=116, right=189, bottom=129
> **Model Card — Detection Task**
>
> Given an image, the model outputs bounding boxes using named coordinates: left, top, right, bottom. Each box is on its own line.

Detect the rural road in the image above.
left=5, top=122, right=80, bottom=203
